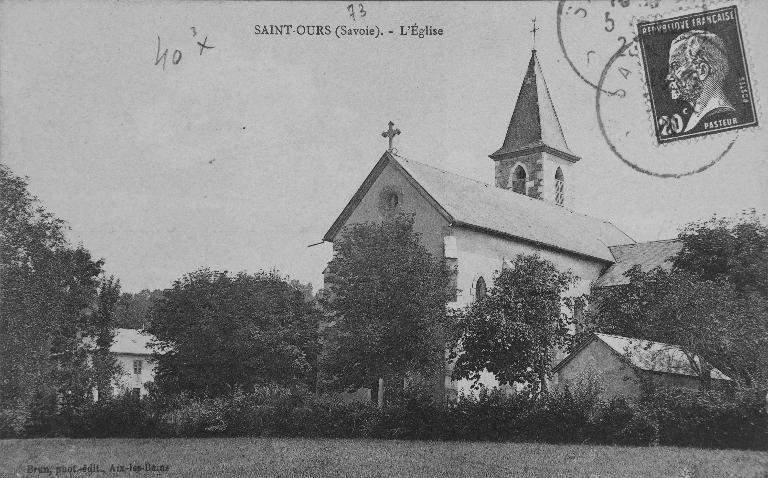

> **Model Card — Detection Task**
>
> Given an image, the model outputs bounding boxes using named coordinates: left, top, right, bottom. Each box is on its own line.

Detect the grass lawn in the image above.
left=2, top=437, right=767, bottom=478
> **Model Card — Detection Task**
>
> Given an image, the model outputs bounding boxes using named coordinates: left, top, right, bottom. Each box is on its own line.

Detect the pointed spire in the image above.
left=489, top=51, right=579, bottom=163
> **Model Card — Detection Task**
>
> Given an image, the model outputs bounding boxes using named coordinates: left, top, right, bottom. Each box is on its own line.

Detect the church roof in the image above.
left=593, top=239, right=683, bottom=288
left=324, top=152, right=633, bottom=262
left=553, top=333, right=731, bottom=381
left=490, top=51, right=579, bottom=163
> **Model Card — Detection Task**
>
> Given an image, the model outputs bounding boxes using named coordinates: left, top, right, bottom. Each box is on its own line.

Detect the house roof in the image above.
left=490, top=50, right=579, bottom=163
left=324, top=152, right=634, bottom=262
left=110, top=328, right=155, bottom=355
left=593, top=239, right=683, bottom=288
left=553, top=332, right=731, bottom=380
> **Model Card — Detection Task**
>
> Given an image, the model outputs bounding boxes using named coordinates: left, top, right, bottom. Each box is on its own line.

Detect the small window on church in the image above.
left=475, top=277, right=487, bottom=300
left=512, top=166, right=527, bottom=195
left=574, top=301, right=584, bottom=334
left=378, top=186, right=402, bottom=216
left=555, top=167, right=564, bottom=207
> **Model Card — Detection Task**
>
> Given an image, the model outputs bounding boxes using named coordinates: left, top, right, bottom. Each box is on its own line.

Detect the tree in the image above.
left=1, top=164, right=107, bottom=432
left=581, top=265, right=673, bottom=340
left=91, top=276, right=122, bottom=401
left=674, top=210, right=767, bottom=295
left=586, top=212, right=768, bottom=389
left=451, top=254, right=581, bottom=394
left=588, top=266, right=768, bottom=389
left=320, top=214, right=454, bottom=406
left=146, top=269, right=320, bottom=397
left=114, top=289, right=164, bottom=329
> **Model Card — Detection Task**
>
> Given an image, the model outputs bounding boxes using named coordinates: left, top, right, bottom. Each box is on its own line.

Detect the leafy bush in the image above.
left=375, top=387, right=443, bottom=440
left=291, top=395, right=379, bottom=438
left=446, top=387, right=533, bottom=441
left=642, top=386, right=767, bottom=449
left=521, top=389, right=588, bottom=443
left=587, top=397, right=658, bottom=446
left=4, top=380, right=764, bottom=449
left=619, top=410, right=660, bottom=446
left=0, top=406, right=28, bottom=438
left=157, top=394, right=227, bottom=437
left=224, top=386, right=304, bottom=437
left=23, top=391, right=74, bottom=437
left=73, top=393, right=155, bottom=438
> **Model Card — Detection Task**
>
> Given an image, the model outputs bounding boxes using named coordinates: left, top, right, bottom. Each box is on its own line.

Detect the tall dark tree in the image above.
left=452, top=254, right=581, bottom=394
left=114, top=289, right=164, bottom=329
left=320, top=214, right=454, bottom=405
left=147, top=269, right=320, bottom=397
left=586, top=212, right=768, bottom=389
left=0, top=164, right=105, bottom=432
left=91, top=276, right=121, bottom=401
left=674, top=210, right=768, bottom=295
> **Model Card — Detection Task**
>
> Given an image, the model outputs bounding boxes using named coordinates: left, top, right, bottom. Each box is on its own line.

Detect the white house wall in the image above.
left=113, top=354, right=156, bottom=397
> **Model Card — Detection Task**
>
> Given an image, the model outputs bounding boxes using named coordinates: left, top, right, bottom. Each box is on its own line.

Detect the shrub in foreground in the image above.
left=74, top=394, right=156, bottom=438
left=291, top=395, right=379, bottom=438
left=642, top=386, right=767, bottom=449
left=5, top=382, right=765, bottom=449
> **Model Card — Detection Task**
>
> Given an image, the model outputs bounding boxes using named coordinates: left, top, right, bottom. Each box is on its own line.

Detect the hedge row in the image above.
left=2, top=385, right=766, bottom=449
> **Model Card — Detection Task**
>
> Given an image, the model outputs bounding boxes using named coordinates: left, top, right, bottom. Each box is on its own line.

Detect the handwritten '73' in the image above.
left=155, top=29, right=215, bottom=70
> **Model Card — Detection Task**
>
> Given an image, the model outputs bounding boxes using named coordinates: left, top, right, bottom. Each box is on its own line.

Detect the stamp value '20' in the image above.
left=637, top=5, right=757, bottom=144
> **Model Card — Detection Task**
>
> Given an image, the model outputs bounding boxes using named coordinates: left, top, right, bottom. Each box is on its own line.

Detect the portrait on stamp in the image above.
left=637, top=6, right=757, bottom=143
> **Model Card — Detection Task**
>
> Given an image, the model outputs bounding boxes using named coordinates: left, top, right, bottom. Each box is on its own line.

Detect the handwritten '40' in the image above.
left=155, top=28, right=215, bottom=71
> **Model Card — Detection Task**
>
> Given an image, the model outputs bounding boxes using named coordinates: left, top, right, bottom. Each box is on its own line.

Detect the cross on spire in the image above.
left=381, top=121, right=401, bottom=152
left=530, top=17, right=539, bottom=51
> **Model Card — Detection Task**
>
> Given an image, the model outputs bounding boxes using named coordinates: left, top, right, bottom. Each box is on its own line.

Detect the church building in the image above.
left=322, top=49, right=680, bottom=400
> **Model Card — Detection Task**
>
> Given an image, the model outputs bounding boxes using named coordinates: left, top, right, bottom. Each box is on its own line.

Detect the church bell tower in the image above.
left=489, top=50, right=580, bottom=207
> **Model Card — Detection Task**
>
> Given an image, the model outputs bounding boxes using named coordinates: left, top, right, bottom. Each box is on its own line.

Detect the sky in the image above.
left=2, top=1, right=766, bottom=293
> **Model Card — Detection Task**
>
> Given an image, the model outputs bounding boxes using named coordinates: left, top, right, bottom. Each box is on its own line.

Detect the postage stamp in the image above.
left=637, top=5, right=758, bottom=144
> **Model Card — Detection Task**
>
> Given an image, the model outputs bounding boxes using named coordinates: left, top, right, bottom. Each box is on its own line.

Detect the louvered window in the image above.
left=554, top=168, right=564, bottom=206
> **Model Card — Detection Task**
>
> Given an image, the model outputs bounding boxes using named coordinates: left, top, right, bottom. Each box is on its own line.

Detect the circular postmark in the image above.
left=557, top=0, right=744, bottom=177
left=595, top=39, right=736, bottom=178
left=556, top=0, right=660, bottom=95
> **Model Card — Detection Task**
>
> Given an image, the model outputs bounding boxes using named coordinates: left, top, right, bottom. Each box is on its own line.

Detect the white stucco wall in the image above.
left=113, top=354, right=155, bottom=397
left=337, top=161, right=450, bottom=260
left=448, top=227, right=610, bottom=396
left=538, top=152, right=577, bottom=210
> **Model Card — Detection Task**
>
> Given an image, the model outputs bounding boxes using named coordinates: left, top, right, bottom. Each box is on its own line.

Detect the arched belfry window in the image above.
left=475, top=277, right=487, bottom=300
left=512, top=166, right=527, bottom=195
left=554, top=167, right=564, bottom=207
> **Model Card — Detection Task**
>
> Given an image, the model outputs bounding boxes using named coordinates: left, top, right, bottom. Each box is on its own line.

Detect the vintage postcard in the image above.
left=1, top=1, right=767, bottom=476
